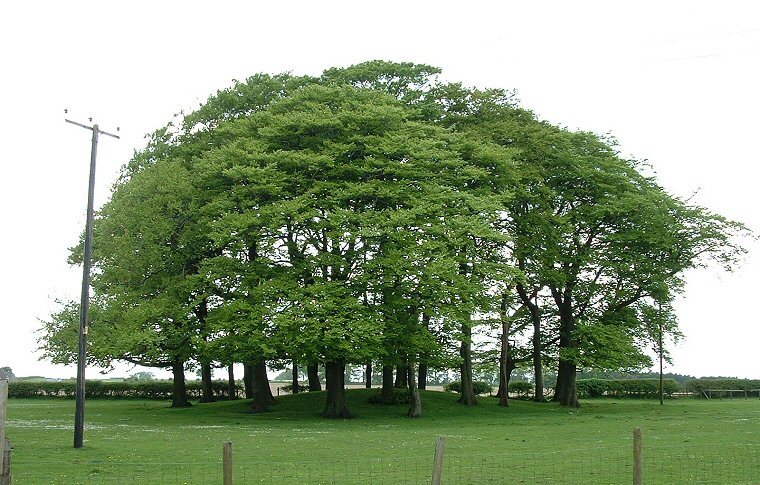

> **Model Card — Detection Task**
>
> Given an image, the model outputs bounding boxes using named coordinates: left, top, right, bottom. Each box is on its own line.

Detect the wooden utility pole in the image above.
left=0, top=379, right=7, bottom=477
left=65, top=115, right=119, bottom=448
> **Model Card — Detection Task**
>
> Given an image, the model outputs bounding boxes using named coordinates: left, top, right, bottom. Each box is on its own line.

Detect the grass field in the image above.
left=5, top=389, right=760, bottom=484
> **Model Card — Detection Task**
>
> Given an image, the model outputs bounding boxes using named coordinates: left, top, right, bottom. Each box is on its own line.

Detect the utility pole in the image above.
left=65, top=113, right=119, bottom=449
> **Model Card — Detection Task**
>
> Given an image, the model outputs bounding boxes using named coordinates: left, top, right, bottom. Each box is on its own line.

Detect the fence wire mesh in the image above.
left=9, top=442, right=760, bottom=484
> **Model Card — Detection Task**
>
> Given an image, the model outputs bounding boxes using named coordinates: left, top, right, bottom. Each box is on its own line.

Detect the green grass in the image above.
left=6, top=389, right=760, bottom=484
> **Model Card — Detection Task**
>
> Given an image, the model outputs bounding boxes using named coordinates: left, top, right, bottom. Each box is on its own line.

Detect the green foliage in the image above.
left=0, top=366, right=15, bottom=380
left=575, top=378, right=682, bottom=398
left=127, top=371, right=156, bottom=381
left=685, top=378, right=760, bottom=394
left=278, top=383, right=303, bottom=394
left=40, top=60, right=752, bottom=413
left=508, top=381, right=533, bottom=397
left=7, top=379, right=231, bottom=400
left=368, top=388, right=410, bottom=405
left=443, top=380, right=494, bottom=395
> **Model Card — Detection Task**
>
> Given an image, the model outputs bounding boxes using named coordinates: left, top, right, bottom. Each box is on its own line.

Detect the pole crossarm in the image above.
left=65, top=118, right=120, bottom=139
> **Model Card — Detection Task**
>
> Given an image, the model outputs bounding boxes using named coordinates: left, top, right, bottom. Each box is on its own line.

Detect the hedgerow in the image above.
left=7, top=380, right=232, bottom=399
left=575, top=378, right=681, bottom=398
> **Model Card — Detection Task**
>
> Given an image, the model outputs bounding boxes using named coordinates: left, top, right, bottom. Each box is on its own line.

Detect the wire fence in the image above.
left=8, top=441, right=760, bottom=484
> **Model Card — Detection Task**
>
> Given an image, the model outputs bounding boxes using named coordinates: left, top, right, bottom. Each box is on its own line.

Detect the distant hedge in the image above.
left=443, top=381, right=495, bottom=395
left=684, top=378, right=760, bottom=396
left=576, top=378, right=681, bottom=398
left=508, top=381, right=533, bottom=398
left=8, top=380, right=233, bottom=399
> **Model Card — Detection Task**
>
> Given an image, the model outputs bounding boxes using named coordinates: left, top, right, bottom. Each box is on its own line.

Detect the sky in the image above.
left=1, top=1, right=758, bottom=380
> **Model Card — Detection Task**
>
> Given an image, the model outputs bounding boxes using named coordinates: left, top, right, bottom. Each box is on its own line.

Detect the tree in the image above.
left=42, top=155, right=215, bottom=407
left=127, top=371, right=155, bottom=381
left=426, top=84, right=750, bottom=407
left=41, top=60, right=750, bottom=415
left=0, top=367, right=15, bottom=381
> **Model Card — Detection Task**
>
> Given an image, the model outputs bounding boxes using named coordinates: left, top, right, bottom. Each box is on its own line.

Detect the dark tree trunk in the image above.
left=555, top=359, right=578, bottom=407
left=531, top=313, right=545, bottom=402
left=497, top=293, right=511, bottom=407
left=407, top=361, right=421, bottom=418
left=258, top=360, right=275, bottom=404
left=497, top=341, right=509, bottom=407
left=200, top=362, right=215, bottom=403
left=171, top=359, right=191, bottom=408
left=307, top=363, right=321, bottom=391
left=394, top=364, right=408, bottom=388
left=552, top=286, right=580, bottom=407
left=418, top=363, right=427, bottom=391
left=249, top=359, right=271, bottom=413
left=379, top=365, right=396, bottom=403
left=291, top=360, right=300, bottom=394
left=418, top=312, right=430, bottom=391
left=458, top=322, right=478, bottom=405
left=243, top=363, right=254, bottom=399
left=194, top=298, right=213, bottom=404
left=365, top=362, right=372, bottom=388
left=227, top=364, right=237, bottom=400
left=323, top=360, right=351, bottom=418
left=516, top=282, right=546, bottom=403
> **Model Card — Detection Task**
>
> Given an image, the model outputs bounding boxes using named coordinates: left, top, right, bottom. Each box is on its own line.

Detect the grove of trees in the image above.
left=40, top=61, right=748, bottom=417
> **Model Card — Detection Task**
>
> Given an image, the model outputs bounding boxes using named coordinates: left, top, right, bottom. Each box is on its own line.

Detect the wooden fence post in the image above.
left=0, top=379, right=8, bottom=479
left=223, top=441, right=233, bottom=485
left=0, top=438, right=10, bottom=485
left=431, top=435, right=445, bottom=485
left=633, top=427, right=643, bottom=485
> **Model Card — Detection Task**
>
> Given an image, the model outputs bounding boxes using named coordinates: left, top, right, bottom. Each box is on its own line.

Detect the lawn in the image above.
left=5, top=389, right=760, bottom=484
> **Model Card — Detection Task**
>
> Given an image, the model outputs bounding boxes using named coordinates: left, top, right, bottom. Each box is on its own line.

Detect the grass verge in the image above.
left=6, top=389, right=760, bottom=484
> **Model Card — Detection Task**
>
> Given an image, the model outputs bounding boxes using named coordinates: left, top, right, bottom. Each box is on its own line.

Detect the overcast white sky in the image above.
left=1, top=1, right=758, bottom=380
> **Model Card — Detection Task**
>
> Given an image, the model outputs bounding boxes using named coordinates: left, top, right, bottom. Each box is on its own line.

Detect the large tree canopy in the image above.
left=41, top=60, right=749, bottom=413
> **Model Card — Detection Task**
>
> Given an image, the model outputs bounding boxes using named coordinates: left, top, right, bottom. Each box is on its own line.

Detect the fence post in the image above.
left=0, top=379, right=8, bottom=478
left=0, top=438, right=10, bottom=485
left=223, top=441, right=233, bottom=485
left=431, top=435, right=445, bottom=485
left=633, top=427, right=643, bottom=485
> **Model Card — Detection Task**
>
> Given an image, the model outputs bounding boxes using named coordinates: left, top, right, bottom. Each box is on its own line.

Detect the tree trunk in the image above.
left=171, top=359, right=191, bottom=408
left=552, top=286, right=580, bottom=407
left=418, top=363, right=428, bottom=391
left=458, top=322, right=478, bottom=405
left=364, top=362, right=372, bottom=388
left=291, top=360, right=300, bottom=394
left=394, top=364, right=408, bottom=388
left=307, top=363, right=321, bottom=391
left=532, top=313, right=545, bottom=402
left=249, top=359, right=270, bottom=413
left=379, top=364, right=396, bottom=403
left=516, top=282, right=546, bottom=402
left=497, top=338, right=510, bottom=407
left=418, top=312, right=430, bottom=391
left=243, top=363, right=254, bottom=399
left=497, top=293, right=510, bottom=407
left=258, top=360, right=275, bottom=404
left=555, top=359, right=578, bottom=407
left=407, top=361, right=421, bottom=418
left=227, top=364, right=237, bottom=400
left=200, top=362, right=215, bottom=403
left=323, top=360, right=352, bottom=418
